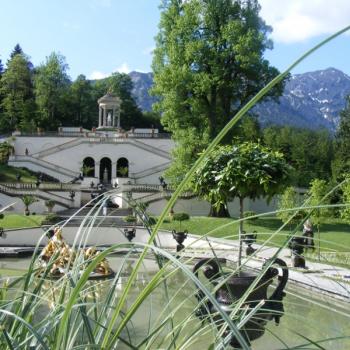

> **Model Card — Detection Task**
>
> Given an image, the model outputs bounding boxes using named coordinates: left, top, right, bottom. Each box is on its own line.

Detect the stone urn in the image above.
left=123, top=228, right=136, bottom=242
left=193, top=258, right=288, bottom=348
left=288, top=235, right=306, bottom=268
left=172, top=229, right=188, bottom=252
left=242, top=231, right=257, bottom=256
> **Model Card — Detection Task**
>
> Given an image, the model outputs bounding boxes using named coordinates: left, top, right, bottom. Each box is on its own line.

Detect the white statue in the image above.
left=107, top=112, right=112, bottom=126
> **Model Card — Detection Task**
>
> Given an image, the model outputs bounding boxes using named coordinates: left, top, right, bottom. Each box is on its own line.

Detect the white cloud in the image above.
left=89, top=71, right=109, bottom=80
left=115, top=62, right=131, bottom=74
left=89, top=63, right=132, bottom=79
left=260, top=0, right=350, bottom=43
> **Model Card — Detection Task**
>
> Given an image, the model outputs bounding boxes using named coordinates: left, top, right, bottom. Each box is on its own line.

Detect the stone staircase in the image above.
left=8, top=155, right=79, bottom=182
left=58, top=207, right=133, bottom=227
left=0, top=183, right=74, bottom=208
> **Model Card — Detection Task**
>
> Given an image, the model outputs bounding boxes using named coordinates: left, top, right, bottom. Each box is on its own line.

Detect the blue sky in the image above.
left=1, top=0, right=350, bottom=79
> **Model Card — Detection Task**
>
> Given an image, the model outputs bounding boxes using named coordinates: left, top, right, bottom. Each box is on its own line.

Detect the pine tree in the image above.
left=0, top=57, right=3, bottom=76
left=10, top=44, right=24, bottom=59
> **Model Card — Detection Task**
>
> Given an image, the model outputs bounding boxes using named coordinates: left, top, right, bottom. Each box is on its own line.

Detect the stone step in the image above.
left=58, top=207, right=132, bottom=217
left=62, top=216, right=129, bottom=227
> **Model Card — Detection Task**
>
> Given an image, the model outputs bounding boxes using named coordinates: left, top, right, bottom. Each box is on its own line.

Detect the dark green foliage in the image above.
left=243, top=210, right=258, bottom=222
left=194, top=142, right=291, bottom=217
left=108, top=73, right=143, bottom=129
left=153, top=0, right=285, bottom=181
left=0, top=53, right=36, bottom=132
left=147, top=216, right=157, bottom=225
left=0, top=142, right=13, bottom=163
left=124, top=215, right=137, bottom=223
left=332, top=97, right=350, bottom=180
left=69, top=74, right=96, bottom=128
left=10, top=44, right=23, bottom=59
left=34, top=52, right=70, bottom=130
left=0, top=213, right=4, bottom=220
left=172, top=212, right=190, bottom=222
left=42, top=213, right=61, bottom=225
left=263, top=125, right=333, bottom=186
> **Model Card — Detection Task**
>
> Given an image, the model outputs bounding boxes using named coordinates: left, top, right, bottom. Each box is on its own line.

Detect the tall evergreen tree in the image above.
left=34, top=52, right=71, bottom=130
left=152, top=0, right=285, bottom=184
left=332, top=96, right=350, bottom=180
left=0, top=53, right=36, bottom=132
left=10, top=44, right=23, bottom=59
left=0, top=57, right=3, bottom=76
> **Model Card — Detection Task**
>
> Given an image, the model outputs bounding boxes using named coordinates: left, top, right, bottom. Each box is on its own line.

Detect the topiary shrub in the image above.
left=147, top=216, right=157, bottom=225
left=124, top=215, right=137, bottom=223
left=42, top=213, right=62, bottom=225
left=173, top=212, right=190, bottom=222
left=243, top=211, right=258, bottom=223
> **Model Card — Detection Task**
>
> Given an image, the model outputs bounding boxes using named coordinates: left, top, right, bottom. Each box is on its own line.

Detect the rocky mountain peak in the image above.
left=129, top=67, right=350, bottom=132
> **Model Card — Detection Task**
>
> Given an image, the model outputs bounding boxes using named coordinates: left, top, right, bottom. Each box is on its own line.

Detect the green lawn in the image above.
left=0, top=214, right=44, bottom=229
left=159, top=216, right=350, bottom=252
left=0, top=164, right=37, bottom=183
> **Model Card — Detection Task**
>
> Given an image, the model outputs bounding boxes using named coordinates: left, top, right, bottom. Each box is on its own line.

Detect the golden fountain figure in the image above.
left=39, top=227, right=114, bottom=279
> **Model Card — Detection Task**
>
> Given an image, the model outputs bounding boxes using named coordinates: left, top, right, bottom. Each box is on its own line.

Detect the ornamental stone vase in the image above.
left=193, top=258, right=288, bottom=348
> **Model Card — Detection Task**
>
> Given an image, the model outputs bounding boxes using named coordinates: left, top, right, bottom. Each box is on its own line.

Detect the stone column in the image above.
left=117, top=108, right=121, bottom=128
left=103, top=107, right=107, bottom=127
left=98, top=107, right=102, bottom=127
left=112, top=108, right=116, bottom=127
left=95, top=162, right=100, bottom=180
left=112, top=162, right=117, bottom=180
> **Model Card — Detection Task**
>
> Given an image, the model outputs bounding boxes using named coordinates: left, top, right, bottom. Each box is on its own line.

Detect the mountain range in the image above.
left=129, top=67, right=350, bottom=133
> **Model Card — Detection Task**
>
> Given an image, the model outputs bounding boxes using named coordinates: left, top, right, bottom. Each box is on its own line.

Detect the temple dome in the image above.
left=98, top=93, right=120, bottom=104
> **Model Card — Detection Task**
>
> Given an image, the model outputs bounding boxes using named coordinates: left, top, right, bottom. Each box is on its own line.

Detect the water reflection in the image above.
left=0, top=257, right=350, bottom=349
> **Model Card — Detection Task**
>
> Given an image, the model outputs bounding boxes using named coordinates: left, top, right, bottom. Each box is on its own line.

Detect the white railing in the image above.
left=9, top=156, right=78, bottom=178
left=0, top=184, right=73, bottom=208
left=129, top=162, right=171, bottom=180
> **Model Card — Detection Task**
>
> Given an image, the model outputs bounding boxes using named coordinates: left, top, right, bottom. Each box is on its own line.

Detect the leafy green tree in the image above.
left=152, top=0, right=284, bottom=182
left=107, top=73, right=143, bottom=129
left=194, top=142, right=291, bottom=266
left=263, top=126, right=333, bottom=186
left=21, top=195, right=38, bottom=215
left=34, top=52, right=70, bottom=130
left=341, top=176, right=350, bottom=224
left=0, top=57, right=3, bottom=76
left=307, top=178, right=330, bottom=259
left=277, top=186, right=303, bottom=230
left=0, top=53, right=36, bottom=132
left=45, top=199, right=55, bottom=213
left=70, top=74, right=96, bottom=127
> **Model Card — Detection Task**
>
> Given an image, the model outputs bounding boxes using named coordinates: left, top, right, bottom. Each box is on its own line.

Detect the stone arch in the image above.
left=117, top=157, right=129, bottom=178
left=100, top=157, right=112, bottom=183
left=82, top=157, right=95, bottom=177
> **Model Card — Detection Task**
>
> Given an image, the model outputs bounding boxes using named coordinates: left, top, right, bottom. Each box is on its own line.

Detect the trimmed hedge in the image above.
left=173, top=212, right=190, bottom=222
left=243, top=211, right=258, bottom=222
left=124, top=215, right=137, bottom=223
left=42, top=213, right=62, bottom=225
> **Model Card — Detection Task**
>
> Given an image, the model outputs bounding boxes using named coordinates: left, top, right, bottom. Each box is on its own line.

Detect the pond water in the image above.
left=0, top=256, right=349, bottom=349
